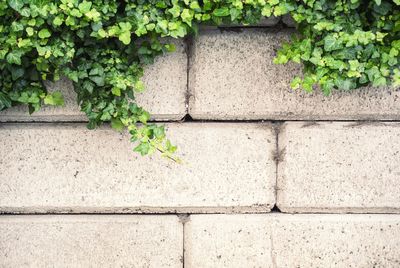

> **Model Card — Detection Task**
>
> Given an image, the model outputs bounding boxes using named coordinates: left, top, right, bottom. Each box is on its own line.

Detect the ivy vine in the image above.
left=1, top=0, right=399, bottom=160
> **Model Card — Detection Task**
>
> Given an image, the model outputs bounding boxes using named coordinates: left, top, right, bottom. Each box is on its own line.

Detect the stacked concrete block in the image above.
left=0, top=39, right=187, bottom=122
left=0, top=123, right=276, bottom=213
left=1, top=26, right=400, bottom=268
left=189, top=29, right=400, bottom=120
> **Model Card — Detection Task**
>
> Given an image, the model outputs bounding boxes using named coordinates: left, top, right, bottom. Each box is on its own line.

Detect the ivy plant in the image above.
left=1, top=0, right=399, bottom=160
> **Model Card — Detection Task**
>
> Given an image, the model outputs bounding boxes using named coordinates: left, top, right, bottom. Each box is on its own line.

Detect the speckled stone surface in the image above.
left=185, top=214, right=273, bottom=268
left=278, top=122, right=400, bottom=213
left=273, top=214, right=400, bottom=268
left=0, top=215, right=183, bottom=268
left=189, top=29, right=400, bottom=120
left=0, top=123, right=276, bottom=213
left=185, top=214, right=400, bottom=268
left=199, top=16, right=280, bottom=29
left=0, top=39, right=187, bottom=122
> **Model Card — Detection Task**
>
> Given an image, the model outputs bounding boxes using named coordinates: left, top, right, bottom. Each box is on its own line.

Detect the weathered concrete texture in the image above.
left=199, top=16, right=280, bottom=29
left=189, top=29, right=400, bottom=120
left=0, top=215, right=182, bottom=268
left=185, top=214, right=273, bottom=268
left=273, top=214, right=400, bottom=268
left=185, top=214, right=400, bottom=268
left=278, top=122, right=400, bottom=213
left=137, top=39, right=187, bottom=120
left=0, top=39, right=187, bottom=122
left=0, top=78, right=86, bottom=122
left=0, top=123, right=276, bottom=213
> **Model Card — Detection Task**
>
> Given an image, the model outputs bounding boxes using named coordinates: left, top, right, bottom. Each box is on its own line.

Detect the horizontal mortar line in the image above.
left=2, top=118, right=400, bottom=124
left=200, top=25, right=291, bottom=30
left=2, top=211, right=400, bottom=216
left=184, top=118, right=400, bottom=123
left=0, top=205, right=271, bottom=215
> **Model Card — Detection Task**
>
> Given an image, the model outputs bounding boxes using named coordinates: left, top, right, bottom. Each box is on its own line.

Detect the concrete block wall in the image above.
left=1, top=20, right=400, bottom=267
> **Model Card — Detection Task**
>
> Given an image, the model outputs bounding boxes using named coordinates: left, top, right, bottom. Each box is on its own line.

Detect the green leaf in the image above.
left=181, top=9, right=194, bottom=25
left=44, top=91, right=65, bottom=106
left=6, top=50, right=23, bottom=65
left=38, top=29, right=51, bottom=39
left=111, top=87, right=121, bottom=96
left=168, top=5, right=181, bottom=18
left=90, top=76, right=105, bottom=86
left=11, top=67, right=24, bottom=80
left=164, top=44, right=176, bottom=52
left=134, top=142, right=150, bottom=156
left=138, top=111, right=150, bottom=124
left=134, top=80, right=145, bottom=92
left=118, top=31, right=131, bottom=45
left=53, top=16, right=63, bottom=26
left=190, top=1, right=201, bottom=10
left=324, top=35, right=340, bottom=52
left=153, top=126, right=165, bottom=138
left=111, top=118, right=124, bottom=131
left=26, top=27, right=34, bottom=36
left=213, top=7, right=230, bottom=17
left=261, top=5, right=272, bottom=17
left=0, top=92, right=12, bottom=110
left=78, top=1, right=92, bottom=13
left=8, top=0, right=23, bottom=11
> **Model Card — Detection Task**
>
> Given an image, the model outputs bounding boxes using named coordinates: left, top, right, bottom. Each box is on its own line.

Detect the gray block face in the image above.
left=273, top=214, right=400, bottom=268
left=185, top=214, right=400, bottom=268
left=0, top=215, right=183, bottom=268
left=189, top=29, right=400, bottom=120
left=199, top=16, right=280, bottom=29
left=0, top=78, right=86, bottom=121
left=185, top=215, right=273, bottom=268
left=0, top=123, right=276, bottom=213
left=278, top=122, right=400, bottom=213
left=0, top=39, right=187, bottom=122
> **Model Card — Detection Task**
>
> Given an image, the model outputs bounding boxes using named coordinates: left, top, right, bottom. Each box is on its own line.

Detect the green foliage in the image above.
left=276, top=0, right=400, bottom=94
left=1, top=0, right=399, bottom=160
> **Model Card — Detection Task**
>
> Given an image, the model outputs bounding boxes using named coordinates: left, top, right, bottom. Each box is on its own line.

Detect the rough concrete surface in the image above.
left=0, top=215, right=183, bottom=268
left=185, top=214, right=400, bottom=268
left=0, top=123, right=276, bottom=213
left=278, top=122, right=400, bottom=213
left=0, top=39, right=187, bottom=122
left=185, top=214, right=273, bottom=268
left=273, top=214, right=400, bottom=268
left=189, top=29, right=400, bottom=120
left=199, top=16, right=280, bottom=30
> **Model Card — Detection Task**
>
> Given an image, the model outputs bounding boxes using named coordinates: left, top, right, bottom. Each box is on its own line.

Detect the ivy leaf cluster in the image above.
left=276, top=0, right=400, bottom=94
left=1, top=0, right=399, bottom=160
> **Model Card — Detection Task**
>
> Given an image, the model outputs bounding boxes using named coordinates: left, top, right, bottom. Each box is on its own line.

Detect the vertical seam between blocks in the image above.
left=182, top=220, right=185, bottom=268
left=273, top=123, right=282, bottom=207
left=178, top=214, right=190, bottom=268
left=184, top=36, right=194, bottom=117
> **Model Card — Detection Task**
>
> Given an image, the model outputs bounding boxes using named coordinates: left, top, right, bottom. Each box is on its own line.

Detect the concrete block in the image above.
left=199, top=16, right=280, bottom=29
left=278, top=122, right=400, bottom=213
left=0, top=123, right=276, bottom=213
left=185, top=214, right=273, bottom=268
left=273, top=214, right=400, bottom=268
left=0, top=215, right=182, bottom=268
left=0, top=39, right=187, bottom=122
left=185, top=214, right=400, bottom=268
left=189, top=29, right=400, bottom=120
